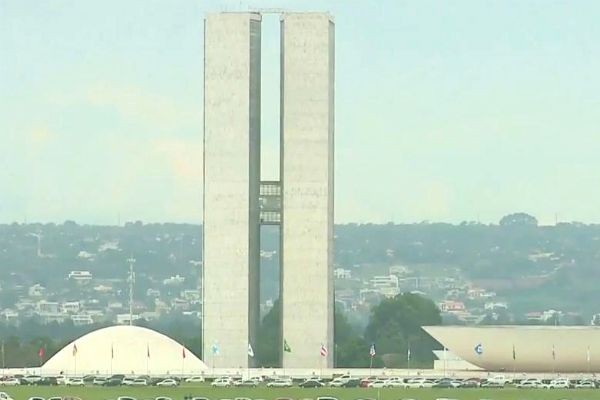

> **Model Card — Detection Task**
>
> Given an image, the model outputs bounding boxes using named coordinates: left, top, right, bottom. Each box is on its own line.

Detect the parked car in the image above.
left=367, top=379, right=388, bottom=388
left=117, top=397, right=137, bottom=400
left=212, top=377, right=233, bottom=388
left=432, top=380, right=461, bottom=389
left=516, top=378, right=543, bottom=389
left=0, top=379, right=19, bottom=387
left=0, top=393, right=13, bottom=400
left=156, top=379, right=179, bottom=387
left=404, top=378, right=435, bottom=388
left=234, top=379, right=258, bottom=388
left=130, top=378, right=148, bottom=386
left=299, top=379, right=323, bottom=388
left=460, top=378, right=481, bottom=388
left=486, top=375, right=512, bottom=385
left=341, top=378, right=361, bottom=388
left=27, top=397, right=44, bottom=400
left=545, top=378, right=570, bottom=389
left=184, top=376, right=205, bottom=383
left=384, top=377, right=405, bottom=388
left=92, top=377, right=107, bottom=385
left=22, top=376, right=42, bottom=385
left=359, top=376, right=377, bottom=388
left=66, top=378, right=85, bottom=387
left=266, top=378, right=293, bottom=388
left=38, top=377, right=58, bottom=386
left=480, top=380, right=504, bottom=388
left=575, top=380, right=596, bottom=389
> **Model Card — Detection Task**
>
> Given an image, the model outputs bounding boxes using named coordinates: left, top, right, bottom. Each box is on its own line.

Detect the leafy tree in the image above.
left=256, top=300, right=280, bottom=367
left=499, top=212, right=538, bottom=227
left=365, top=293, right=441, bottom=368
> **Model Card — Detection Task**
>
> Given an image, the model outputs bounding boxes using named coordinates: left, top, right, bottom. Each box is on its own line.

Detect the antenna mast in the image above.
left=127, top=257, right=136, bottom=326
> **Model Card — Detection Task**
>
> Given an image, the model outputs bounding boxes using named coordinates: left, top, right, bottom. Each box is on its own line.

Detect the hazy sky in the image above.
left=2, top=0, right=600, bottom=225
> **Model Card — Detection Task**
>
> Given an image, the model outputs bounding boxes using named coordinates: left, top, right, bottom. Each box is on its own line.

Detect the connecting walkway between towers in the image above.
left=259, top=180, right=281, bottom=225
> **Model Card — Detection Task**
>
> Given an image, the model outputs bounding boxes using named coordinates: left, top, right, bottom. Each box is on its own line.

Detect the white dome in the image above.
left=42, top=325, right=208, bottom=375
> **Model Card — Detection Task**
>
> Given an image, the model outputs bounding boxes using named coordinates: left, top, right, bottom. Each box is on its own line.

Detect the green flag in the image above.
left=283, top=339, right=291, bottom=353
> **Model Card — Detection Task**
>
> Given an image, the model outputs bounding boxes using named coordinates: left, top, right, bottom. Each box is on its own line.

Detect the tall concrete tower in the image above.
left=203, top=12, right=262, bottom=369
left=203, top=11, right=334, bottom=370
left=280, top=13, right=335, bottom=369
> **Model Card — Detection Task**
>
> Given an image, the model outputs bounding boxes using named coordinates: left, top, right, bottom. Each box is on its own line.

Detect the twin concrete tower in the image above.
left=202, top=12, right=335, bottom=369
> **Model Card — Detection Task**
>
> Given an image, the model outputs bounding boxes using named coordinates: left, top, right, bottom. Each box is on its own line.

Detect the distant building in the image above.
left=334, top=268, right=352, bottom=279
left=68, top=270, right=92, bottom=282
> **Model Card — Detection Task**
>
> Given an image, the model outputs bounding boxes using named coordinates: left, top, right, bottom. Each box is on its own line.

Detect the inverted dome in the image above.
left=42, top=325, right=207, bottom=375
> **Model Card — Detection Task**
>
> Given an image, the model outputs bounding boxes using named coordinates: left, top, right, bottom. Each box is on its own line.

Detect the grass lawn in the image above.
left=3, top=385, right=600, bottom=400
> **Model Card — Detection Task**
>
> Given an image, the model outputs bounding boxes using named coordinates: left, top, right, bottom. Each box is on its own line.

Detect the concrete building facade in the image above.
left=203, top=11, right=334, bottom=369
left=280, top=13, right=335, bottom=369
left=203, top=12, right=262, bottom=369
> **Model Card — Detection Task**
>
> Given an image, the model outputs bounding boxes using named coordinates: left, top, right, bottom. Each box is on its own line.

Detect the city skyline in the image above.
left=3, top=1, right=600, bottom=225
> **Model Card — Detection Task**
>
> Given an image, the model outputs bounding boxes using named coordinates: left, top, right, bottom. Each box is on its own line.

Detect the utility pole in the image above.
left=127, top=257, right=136, bottom=326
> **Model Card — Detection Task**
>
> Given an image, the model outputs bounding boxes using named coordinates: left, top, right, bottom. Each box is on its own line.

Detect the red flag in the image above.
left=38, top=346, right=45, bottom=363
left=182, top=347, right=186, bottom=359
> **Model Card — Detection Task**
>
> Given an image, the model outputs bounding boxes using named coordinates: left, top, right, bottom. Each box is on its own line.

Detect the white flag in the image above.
left=248, top=343, right=254, bottom=358
left=587, top=346, right=591, bottom=362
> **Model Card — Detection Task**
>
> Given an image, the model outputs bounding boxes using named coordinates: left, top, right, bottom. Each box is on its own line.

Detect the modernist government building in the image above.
left=202, top=12, right=335, bottom=369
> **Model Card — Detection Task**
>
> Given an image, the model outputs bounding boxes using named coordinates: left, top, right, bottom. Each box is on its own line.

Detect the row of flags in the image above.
left=211, top=340, right=329, bottom=358
left=471, top=343, right=595, bottom=362
left=69, top=343, right=187, bottom=359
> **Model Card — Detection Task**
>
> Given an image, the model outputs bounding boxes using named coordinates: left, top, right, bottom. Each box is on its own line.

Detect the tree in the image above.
left=334, top=308, right=374, bottom=368
left=364, top=293, right=442, bottom=368
left=499, top=213, right=538, bottom=227
left=256, top=300, right=280, bottom=367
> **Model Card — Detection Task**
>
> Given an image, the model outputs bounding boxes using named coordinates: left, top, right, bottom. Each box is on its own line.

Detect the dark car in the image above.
left=341, top=378, right=361, bottom=388
left=432, top=381, right=457, bottom=389
left=38, top=377, right=58, bottom=386
left=299, top=379, right=324, bottom=388
left=461, top=378, right=480, bottom=388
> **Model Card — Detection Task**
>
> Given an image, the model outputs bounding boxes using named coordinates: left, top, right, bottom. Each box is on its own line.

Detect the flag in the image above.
left=407, top=347, right=411, bottom=361
left=587, top=346, right=591, bottom=363
left=211, top=342, right=220, bottom=356
left=111, top=344, right=114, bottom=359
left=38, top=346, right=45, bottom=363
left=369, top=343, right=376, bottom=358
left=147, top=343, right=150, bottom=358
left=283, top=339, right=291, bottom=353
left=182, top=347, right=186, bottom=359
left=512, top=344, right=516, bottom=361
left=320, top=344, right=328, bottom=357
left=552, top=344, right=556, bottom=360
left=72, top=343, right=78, bottom=357
left=248, top=343, right=254, bottom=358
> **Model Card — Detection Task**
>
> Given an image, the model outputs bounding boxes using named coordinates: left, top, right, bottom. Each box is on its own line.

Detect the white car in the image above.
left=367, top=379, right=389, bottom=388
left=486, top=375, right=512, bottom=385
left=0, top=394, right=13, bottom=400
left=212, top=377, right=233, bottom=388
left=117, top=397, right=137, bottom=400
left=545, top=378, right=570, bottom=389
left=405, top=378, right=435, bottom=388
left=266, top=378, right=293, bottom=388
left=130, top=378, right=148, bottom=386
left=122, top=377, right=136, bottom=386
left=93, top=377, right=107, bottom=385
left=185, top=376, right=205, bottom=383
left=575, top=380, right=595, bottom=389
left=516, top=378, right=543, bottom=389
left=385, top=377, right=406, bottom=388
left=66, top=378, right=85, bottom=386
left=156, top=379, right=179, bottom=387
left=0, top=379, right=19, bottom=387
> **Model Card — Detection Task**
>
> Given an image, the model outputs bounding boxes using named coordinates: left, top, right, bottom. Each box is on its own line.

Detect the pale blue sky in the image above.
left=2, top=0, right=600, bottom=225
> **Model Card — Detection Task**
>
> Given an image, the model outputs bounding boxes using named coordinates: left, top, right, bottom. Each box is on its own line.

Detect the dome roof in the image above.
left=42, top=325, right=207, bottom=375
